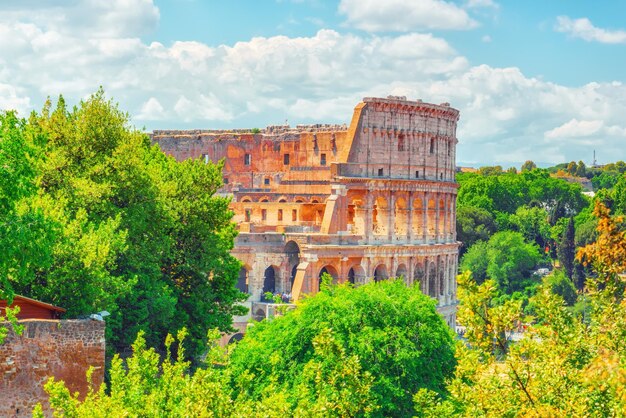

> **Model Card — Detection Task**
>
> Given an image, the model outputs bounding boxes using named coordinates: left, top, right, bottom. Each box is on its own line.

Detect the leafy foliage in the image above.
left=460, top=231, right=543, bottom=293
left=229, top=279, right=455, bottom=417
left=418, top=203, right=626, bottom=417
left=4, top=90, right=246, bottom=357
left=39, top=280, right=453, bottom=417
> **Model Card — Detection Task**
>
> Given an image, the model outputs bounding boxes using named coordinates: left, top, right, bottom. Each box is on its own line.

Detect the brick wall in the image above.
left=0, top=319, right=105, bottom=417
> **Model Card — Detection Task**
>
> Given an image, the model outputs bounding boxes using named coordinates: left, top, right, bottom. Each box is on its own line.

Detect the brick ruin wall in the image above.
left=0, top=319, right=105, bottom=417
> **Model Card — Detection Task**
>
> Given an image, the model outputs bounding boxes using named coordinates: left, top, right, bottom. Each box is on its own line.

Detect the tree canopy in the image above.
left=2, top=90, right=246, bottom=357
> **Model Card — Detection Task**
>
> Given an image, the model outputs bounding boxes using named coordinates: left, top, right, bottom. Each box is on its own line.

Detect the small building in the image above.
left=0, top=295, right=66, bottom=320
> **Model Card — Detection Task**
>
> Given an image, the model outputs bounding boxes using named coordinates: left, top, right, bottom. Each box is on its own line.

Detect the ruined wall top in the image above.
left=152, top=123, right=348, bottom=140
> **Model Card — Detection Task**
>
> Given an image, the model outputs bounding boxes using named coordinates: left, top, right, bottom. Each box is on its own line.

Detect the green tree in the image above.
left=229, top=279, right=456, bottom=417
left=456, top=205, right=497, bottom=256
left=576, top=160, right=586, bottom=177
left=12, top=90, right=246, bottom=357
left=508, top=205, right=550, bottom=250
left=557, top=217, right=576, bottom=280
left=520, top=160, right=537, bottom=172
left=416, top=202, right=626, bottom=417
left=0, top=111, right=56, bottom=342
left=461, top=231, right=543, bottom=294
left=543, top=269, right=577, bottom=305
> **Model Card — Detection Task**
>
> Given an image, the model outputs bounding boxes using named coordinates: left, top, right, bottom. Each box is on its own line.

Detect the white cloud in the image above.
left=481, top=35, right=492, bottom=42
left=1, top=1, right=626, bottom=165
left=465, top=0, right=499, bottom=9
left=555, top=16, right=626, bottom=44
left=137, top=97, right=166, bottom=121
left=338, top=0, right=477, bottom=32
left=0, top=84, right=31, bottom=114
left=544, top=119, right=604, bottom=139
left=0, top=0, right=159, bottom=38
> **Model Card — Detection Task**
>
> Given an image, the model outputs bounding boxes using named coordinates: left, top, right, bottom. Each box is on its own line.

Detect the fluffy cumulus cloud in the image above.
left=1, top=1, right=626, bottom=165
left=555, top=16, right=626, bottom=44
left=338, top=0, right=478, bottom=32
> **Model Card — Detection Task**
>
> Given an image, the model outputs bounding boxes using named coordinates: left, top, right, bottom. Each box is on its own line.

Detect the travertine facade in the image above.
left=153, top=96, right=460, bottom=326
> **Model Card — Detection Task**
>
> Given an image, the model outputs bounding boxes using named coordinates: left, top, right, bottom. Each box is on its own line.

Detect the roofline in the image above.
left=8, top=295, right=66, bottom=313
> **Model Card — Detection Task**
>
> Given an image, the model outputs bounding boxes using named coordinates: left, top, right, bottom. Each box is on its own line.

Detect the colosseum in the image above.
left=153, top=96, right=460, bottom=327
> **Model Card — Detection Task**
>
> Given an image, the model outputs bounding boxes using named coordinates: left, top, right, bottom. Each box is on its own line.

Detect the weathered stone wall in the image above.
left=0, top=319, right=105, bottom=417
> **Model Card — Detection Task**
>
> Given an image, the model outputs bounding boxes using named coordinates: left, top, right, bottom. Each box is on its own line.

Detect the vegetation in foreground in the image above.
left=37, top=279, right=456, bottom=417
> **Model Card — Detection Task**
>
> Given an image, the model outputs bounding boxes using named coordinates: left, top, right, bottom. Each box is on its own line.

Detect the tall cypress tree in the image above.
left=558, top=217, right=576, bottom=280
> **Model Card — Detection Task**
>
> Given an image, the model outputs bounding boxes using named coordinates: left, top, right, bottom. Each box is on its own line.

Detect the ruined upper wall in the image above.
left=342, top=96, right=460, bottom=181
left=152, top=96, right=460, bottom=190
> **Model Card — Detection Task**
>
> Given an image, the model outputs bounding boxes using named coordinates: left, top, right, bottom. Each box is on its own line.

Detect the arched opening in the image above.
left=427, top=198, right=436, bottom=239
left=396, top=264, right=408, bottom=282
left=439, top=198, right=445, bottom=238
left=318, top=265, right=339, bottom=288
left=228, top=333, right=244, bottom=344
left=285, top=241, right=300, bottom=290
left=439, top=258, right=446, bottom=296
left=374, top=264, right=388, bottom=282
left=241, top=197, right=252, bottom=203
left=373, top=196, right=388, bottom=236
left=428, top=260, right=437, bottom=298
left=394, top=197, right=408, bottom=239
left=236, top=267, right=249, bottom=293
left=348, top=264, right=365, bottom=285
left=414, top=261, right=425, bottom=293
left=254, top=308, right=266, bottom=321
left=262, top=266, right=278, bottom=301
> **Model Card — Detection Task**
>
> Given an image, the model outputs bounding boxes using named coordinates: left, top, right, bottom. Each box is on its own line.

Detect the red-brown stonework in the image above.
left=0, top=319, right=105, bottom=417
left=153, top=96, right=460, bottom=332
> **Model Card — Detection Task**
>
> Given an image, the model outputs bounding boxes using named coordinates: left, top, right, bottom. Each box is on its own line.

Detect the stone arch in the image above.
left=428, top=259, right=437, bottom=298
left=374, top=264, right=388, bottom=282
left=228, top=333, right=244, bottom=344
left=236, top=266, right=249, bottom=294
left=427, top=197, right=437, bottom=239
left=240, top=196, right=252, bottom=203
left=414, top=261, right=425, bottom=293
left=319, top=265, right=339, bottom=288
left=373, top=196, right=389, bottom=236
left=439, top=197, right=446, bottom=238
left=412, top=197, right=424, bottom=238
left=253, top=308, right=265, bottom=321
left=285, top=241, right=301, bottom=288
left=262, top=265, right=279, bottom=300
left=311, top=198, right=320, bottom=203
left=348, top=264, right=365, bottom=285
left=396, top=263, right=408, bottom=283
left=394, top=197, right=408, bottom=238
left=439, top=257, right=446, bottom=296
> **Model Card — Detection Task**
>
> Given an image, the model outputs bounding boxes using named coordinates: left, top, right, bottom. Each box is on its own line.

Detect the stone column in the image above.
left=365, top=193, right=374, bottom=243
left=422, top=193, right=428, bottom=243
left=407, top=191, right=414, bottom=243
left=434, top=192, right=440, bottom=243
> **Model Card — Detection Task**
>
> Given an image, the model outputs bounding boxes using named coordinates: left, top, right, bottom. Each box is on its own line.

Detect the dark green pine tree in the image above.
left=558, top=217, right=576, bottom=280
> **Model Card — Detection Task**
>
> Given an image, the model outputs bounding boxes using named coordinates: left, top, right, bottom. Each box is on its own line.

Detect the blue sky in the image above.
left=1, top=0, right=626, bottom=166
